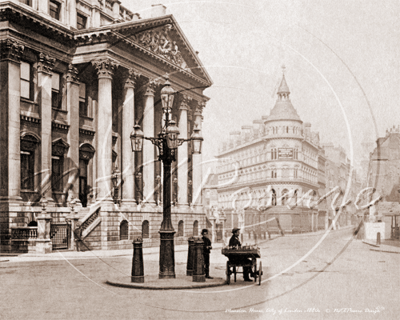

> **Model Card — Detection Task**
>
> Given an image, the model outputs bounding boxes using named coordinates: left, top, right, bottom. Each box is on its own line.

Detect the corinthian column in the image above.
left=192, top=102, right=205, bottom=208
left=142, top=80, right=158, bottom=205
left=177, top=95, right=191, bottom=208
left=38, top=53, right=56, bottom=202
left=92, top=58, right=119, bottom=205
left=121, top=69, right=141, bottom=208
left=65, top=64, right=80, bottom=202
left=0, top=39, right=24, bottom=203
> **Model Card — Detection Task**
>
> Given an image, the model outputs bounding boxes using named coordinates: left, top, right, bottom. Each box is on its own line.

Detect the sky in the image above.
left=121, top=0, right=400, bottom=175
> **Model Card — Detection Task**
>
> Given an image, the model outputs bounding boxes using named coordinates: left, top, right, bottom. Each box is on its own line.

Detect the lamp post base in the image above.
left=159, top=230, right=176, bottom=279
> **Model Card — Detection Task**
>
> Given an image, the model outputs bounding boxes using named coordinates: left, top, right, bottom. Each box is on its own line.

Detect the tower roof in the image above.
left=265, top=71, right=302, bottom=123
left=277, top=74, right=290, bottom=94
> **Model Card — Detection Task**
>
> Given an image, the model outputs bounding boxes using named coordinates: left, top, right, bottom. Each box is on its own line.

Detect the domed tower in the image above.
left=263, top=68, right=319, bottom=232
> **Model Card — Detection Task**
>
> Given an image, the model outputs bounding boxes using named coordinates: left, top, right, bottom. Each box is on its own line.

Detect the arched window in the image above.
left=193, top=220, right=199, bottom=236
left=20, top=133, right=40, bottom=192
left=28, top=221, right=37, bottom=227
left=52, top=138, right=69, bottom=193
left=281, top=189, right=289, bottom=205
left=120, top=220, right=128, bottom=240
left=178, top=220, right=184, bottom=237
left=142, top=220, right=149, bottom=239
left=271, top=189, right=276, bottom=206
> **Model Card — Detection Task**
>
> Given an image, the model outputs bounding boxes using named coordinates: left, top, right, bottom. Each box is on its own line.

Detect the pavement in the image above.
left=1, top=226, right=400, bottom=320
left=1, top=225, right=399, bottom=292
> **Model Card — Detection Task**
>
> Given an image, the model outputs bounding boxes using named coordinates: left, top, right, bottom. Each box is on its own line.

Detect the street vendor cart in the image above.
left=222, top=246, right=263, bottom=285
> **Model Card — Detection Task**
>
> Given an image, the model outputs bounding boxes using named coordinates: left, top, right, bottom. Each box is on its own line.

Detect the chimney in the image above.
left=229, top=131, right=241, bottom=146
left=151, top=4, right=167, bottom=17
left=253, top=119, right=264, bottom=136
left=304, top=122, right=311, bottom=138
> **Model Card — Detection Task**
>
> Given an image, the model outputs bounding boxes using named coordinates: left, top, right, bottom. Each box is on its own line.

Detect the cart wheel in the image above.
left=253, top=263, right=257, bottom=282
left=226, top=261, right=230, bottom=285
left=258, top=261, right=262, bottom=286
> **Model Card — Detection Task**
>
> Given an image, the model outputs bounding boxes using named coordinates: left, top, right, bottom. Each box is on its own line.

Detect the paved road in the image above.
left=1, top=228, right=399, bottom=320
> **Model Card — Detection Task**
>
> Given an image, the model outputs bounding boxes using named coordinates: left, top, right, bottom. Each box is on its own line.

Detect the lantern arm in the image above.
left=144, top=136, right=163, bottom=149
left=176, top=138, right=191, bottom=147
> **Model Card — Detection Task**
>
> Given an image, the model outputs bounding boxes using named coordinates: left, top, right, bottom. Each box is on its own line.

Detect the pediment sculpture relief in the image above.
left=132, top=24, right=189, bottom=70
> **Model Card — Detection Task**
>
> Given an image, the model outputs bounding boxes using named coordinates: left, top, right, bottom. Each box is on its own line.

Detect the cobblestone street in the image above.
left=1, top=227, right=399, bottom=320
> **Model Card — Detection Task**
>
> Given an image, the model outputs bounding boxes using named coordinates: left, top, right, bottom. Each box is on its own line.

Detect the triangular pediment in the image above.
left=130, top=24, right=190, bottom=71
left=110, top=16, right=212, bottom=86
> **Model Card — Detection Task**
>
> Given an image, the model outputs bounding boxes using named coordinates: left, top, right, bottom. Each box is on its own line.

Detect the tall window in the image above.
left=294, top=148, right=298, bottom=160
left=49, top=0, right=61, bottom=20
left=52, top=156, right=63, bottom=192
left=51, top=72, right=61, bottom=109
left=20, top=61, right=33, bottom=100
left=79, top=82, right=88, bottom=116
left=21, top=135, right=38, bottom=191
left=120, top=220, right=128, bottom=240
left=142, top=220, right=149, bottom=238
left=177, top=220, right=184, bottom=237
left=77, top=13, right=87, bottom=30
left=294, top=168, right=298, bottom=178
left=281, top=189, right=288, bottom=205
left=271, top=189, right=276, bottom=206
left=21, top=151, right=34, bottom=191
left=193, top=220, right=199, bottom=236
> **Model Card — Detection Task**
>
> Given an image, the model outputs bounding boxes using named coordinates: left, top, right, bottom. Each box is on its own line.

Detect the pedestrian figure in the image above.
left=229, top=228, right=252, bottom=281
left=201, top=229, right=213, bottom=279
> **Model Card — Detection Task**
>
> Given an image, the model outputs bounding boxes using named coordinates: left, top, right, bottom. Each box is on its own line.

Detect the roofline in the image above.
left=85, top=14, right=213, bottom=87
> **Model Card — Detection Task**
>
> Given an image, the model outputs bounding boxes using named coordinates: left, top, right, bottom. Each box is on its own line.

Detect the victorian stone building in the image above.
left=215, top=72, right=327, bottom=237
left=0, top=1, right=212, bottom=253
left=366, top=126, right=400, bottom=239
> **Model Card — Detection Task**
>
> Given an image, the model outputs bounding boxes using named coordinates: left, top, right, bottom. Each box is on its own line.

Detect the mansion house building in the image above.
left=0, top=1, right=212, bottom=253
left=215, top=72, right=328, bottom=236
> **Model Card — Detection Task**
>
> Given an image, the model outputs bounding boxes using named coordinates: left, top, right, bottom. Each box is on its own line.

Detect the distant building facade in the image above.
left=215, top=72, right=327, bottom=238
left=0, top=1, right=212, bottom=253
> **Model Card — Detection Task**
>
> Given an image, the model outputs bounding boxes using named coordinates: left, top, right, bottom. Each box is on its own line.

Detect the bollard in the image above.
left=376, top=232, right=381, bottom=246
left=186, top=237, right=195, bottom=276
left=192, top=237, right=205, bottom=282
left=131, top=237, right=144, bottom=283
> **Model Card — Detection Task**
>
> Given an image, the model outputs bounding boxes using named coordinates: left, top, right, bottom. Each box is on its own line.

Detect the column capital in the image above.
left=0, top=39, right=24, bottom=63
left=65, top=64, right=79, bottom=83
left=125, top=68, right=141, bottom=89
left=92, top=58, right=119, bottom=79
left=194, top=101, right=206, bottom=117
left=37, top=52, right=56, bottom=74
left=180, top=94, right=192, bottom=111
left=143, top=79, right=159, bottom=96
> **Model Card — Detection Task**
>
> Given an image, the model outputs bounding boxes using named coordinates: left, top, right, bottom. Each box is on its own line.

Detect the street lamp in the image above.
left=130, top=77, right=203, bottom=279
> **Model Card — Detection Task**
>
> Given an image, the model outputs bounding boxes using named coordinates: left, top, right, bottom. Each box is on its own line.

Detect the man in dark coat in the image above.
left=201, top=229, right=213, bottom=279
left=229, top=228, right=252, bottom=281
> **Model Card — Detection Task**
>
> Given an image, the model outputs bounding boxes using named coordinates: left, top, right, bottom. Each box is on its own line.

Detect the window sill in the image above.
left=52, top=108, right=68, bottom=114
left=80, top=114, right=93, bottom=121
left=20, top=97, right=36, bottom=105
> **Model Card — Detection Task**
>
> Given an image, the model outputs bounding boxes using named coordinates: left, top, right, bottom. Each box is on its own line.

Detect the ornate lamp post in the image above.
left=130, top=78, right=203, bottom=279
